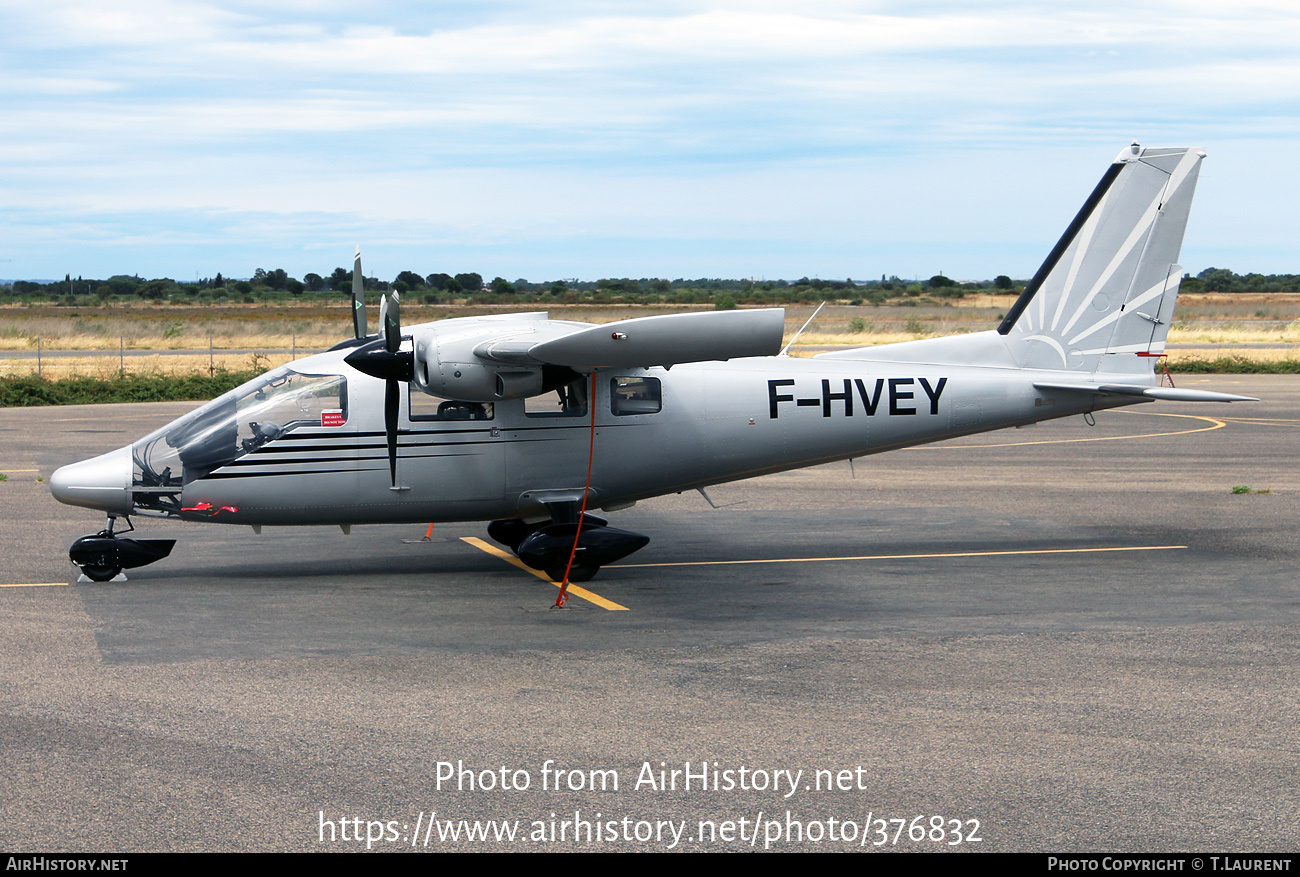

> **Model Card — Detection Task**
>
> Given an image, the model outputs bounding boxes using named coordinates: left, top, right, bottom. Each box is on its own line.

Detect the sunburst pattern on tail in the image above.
left=999, top=144, right=1204, bottom=375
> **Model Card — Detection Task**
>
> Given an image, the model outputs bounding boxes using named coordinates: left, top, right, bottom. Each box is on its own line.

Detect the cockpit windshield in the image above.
left=129, top=367, right=346, bottom=515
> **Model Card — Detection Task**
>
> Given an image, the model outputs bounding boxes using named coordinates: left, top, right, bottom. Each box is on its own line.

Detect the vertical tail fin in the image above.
left=999, top=144, right=1205, bottom=373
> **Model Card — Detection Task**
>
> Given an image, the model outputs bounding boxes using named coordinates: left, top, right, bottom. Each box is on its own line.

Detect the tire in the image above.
left=487, top=519, right=545, bottom=553
left=81, top=565, right=121, bottom=582
left=548, top=563, right=599, bottom=583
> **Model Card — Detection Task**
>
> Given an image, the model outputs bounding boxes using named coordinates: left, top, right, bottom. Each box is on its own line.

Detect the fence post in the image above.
left=37, top=337, right=41, bottom=378
left=209, top=334, right=214, bottom=377
left=292, top=332, right=296, bottom=361
left=120, top=336, right=124, bottom=377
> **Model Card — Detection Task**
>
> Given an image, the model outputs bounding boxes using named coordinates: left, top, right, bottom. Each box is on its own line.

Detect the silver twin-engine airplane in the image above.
left=51, top=144, right=1256, bottom=585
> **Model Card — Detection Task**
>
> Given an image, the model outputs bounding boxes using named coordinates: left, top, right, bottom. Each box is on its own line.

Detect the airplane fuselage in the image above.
left=51, top=338, right=1120, bottom=529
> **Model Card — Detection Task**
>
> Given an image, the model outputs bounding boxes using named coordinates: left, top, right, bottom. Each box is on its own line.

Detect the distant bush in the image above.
left=0, top=371, right=259, bottom=407
left=1165, top=357, right=1300, bottom=374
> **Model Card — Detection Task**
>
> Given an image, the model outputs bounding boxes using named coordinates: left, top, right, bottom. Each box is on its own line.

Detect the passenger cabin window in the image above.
left=610, top=376, right=661, bottom=416
left=408, top=387, right=493, bottom=421
left=524, top=376, right=588, bottom=418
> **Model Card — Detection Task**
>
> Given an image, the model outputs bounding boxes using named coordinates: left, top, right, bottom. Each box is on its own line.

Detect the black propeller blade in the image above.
left=384, top=374, right=400, bottom=486
left=352, top=246, right=367, bottom=340
left=382, top=290, right=401, bottom=352
left=343, top=291, right=411, bottom=487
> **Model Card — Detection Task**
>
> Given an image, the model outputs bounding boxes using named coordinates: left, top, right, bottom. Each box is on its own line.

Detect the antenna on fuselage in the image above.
left=779, top=301, right=826, bottom=356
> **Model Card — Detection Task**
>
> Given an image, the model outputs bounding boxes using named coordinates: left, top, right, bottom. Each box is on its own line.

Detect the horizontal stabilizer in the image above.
left=1034, top=382, right=1258, bottom=402
left=477, top=308, right=785, bottom=369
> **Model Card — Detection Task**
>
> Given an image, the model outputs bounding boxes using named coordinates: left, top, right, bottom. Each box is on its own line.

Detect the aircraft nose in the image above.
left=49, top=446, right=133, bottom=515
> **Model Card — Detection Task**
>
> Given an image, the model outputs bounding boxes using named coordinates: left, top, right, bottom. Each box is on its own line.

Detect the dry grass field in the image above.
left=3, top=293, right=1298, bottom=377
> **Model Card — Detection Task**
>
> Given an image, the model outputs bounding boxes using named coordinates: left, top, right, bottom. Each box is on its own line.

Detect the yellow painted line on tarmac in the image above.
left=909, top=411, right=1225, bottom=450
left=617, top=544, right=1186, bottom=569
left=460, top=537, right=629, bottom=611
left=1215, top=416, right=1300, bottom=426
left=0, top=582, right=70, bottom=588
left=0, top=469, right=40, bottom=473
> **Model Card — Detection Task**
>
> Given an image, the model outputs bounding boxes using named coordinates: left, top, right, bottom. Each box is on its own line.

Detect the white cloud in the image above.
left=1, top=0, right=1297, bottom=277
left=4, top=0, right=246, bottom=48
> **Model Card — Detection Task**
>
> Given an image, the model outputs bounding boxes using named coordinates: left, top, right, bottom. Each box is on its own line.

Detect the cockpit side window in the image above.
left=130, top=368, right=348, bottom=514
left=234, top=371, right=347, bottom=455
left=610, top=376, right=661, bottom=416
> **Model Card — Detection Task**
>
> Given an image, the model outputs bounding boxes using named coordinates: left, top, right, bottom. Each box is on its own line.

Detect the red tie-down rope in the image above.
left=556, top=370, right=598, bottom=608
left=1136, top=351, right=1175, bottom=388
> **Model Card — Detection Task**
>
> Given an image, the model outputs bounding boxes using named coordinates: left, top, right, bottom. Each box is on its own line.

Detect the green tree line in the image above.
left=3, top=267, right=1295, bottom=308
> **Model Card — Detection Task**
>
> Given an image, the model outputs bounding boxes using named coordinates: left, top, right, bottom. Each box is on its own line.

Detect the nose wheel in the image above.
left=68, top=516, right=175, bottom=583
left=79, top=563, right=124, bottom=583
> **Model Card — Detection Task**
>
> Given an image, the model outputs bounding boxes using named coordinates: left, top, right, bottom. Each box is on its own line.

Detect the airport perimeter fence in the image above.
left=0, top=336, right=307, bottom=380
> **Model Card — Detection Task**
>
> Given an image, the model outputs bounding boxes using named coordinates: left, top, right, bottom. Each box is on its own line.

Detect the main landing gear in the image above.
left=68, top=516, right=175, bottom=583
left=487, top=504, right=649, bottom=583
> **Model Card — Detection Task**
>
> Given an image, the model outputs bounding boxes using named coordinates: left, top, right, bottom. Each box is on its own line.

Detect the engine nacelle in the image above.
left=411, top=332, right=545, bottom=402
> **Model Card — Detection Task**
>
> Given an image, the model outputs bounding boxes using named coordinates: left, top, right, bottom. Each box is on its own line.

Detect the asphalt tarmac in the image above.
left=2, top=374, right=1297, bottom=852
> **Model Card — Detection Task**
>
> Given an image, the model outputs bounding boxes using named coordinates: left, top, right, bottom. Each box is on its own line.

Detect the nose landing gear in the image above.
left=68, top=516, right=175, bottom=582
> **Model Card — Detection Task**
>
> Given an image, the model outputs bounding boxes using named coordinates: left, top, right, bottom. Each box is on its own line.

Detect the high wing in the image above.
left=474, top=309, right=786, bottom=370
left=350, top=306, right=786, bottom=403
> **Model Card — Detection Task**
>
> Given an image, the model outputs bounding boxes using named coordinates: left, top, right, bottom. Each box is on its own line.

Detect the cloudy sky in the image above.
left=2, top=1, right=1297, bottom=283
